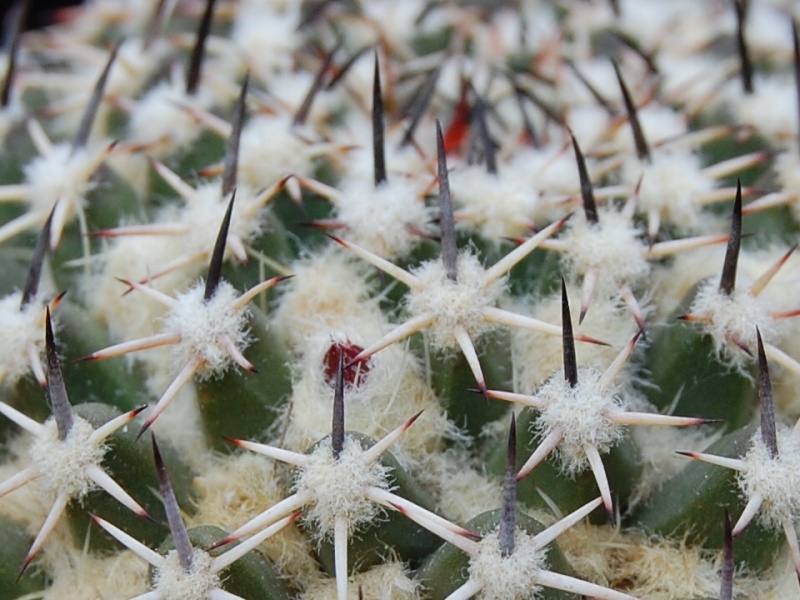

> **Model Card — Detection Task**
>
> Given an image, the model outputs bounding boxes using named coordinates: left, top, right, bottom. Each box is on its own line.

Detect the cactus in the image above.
left=4, top=0, right=800, bottom=598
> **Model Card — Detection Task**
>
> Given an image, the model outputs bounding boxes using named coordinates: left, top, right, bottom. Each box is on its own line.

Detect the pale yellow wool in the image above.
left=280, top=335, right=447, bottom=466
left=415, top=447, right=501, bottom=524
left=273, top=249, right=380, bottom=352
left=192, top=452, right=321, bottom=588
left=559, top=520, right=800, bottom=599
left=508, top=285, right=638, bottom=394
left=41, top=547, right=150, bottom=600
left=302, top=560, right=420, bottom=600
left=726, top=75, right=799, bottom=144
left=629, top=425, right=722, bottom=508
left=0, top=435, right=50, bottom=527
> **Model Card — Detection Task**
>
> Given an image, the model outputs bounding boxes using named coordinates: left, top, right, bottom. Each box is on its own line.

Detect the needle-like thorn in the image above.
left=185, top=0, right=217, bottom=95
left=1, top=0, right=30, bottom=109
left=500, top=414, right=516, bottom=558
left=561, top=278, right=578, bottom=388
left=721, top=509, right=734, bottom=600
left=372, top=50, right=387, bottom=187
left=756, top=328, right=778, bottom=459
left=613, top=61, right=651, bottom=162
left=152, top=434, right=194, bottom=571
left=473, top=92, right=497, bottom=175
left=204, top=192, right=235, bottom=301
left=142, top=0, right=169, bottom=51
left=734, top=0, right=754, bottom=94
left=400, top=67, right=439, bottom=147
left=331, top=350, right=345, bottom=460
left=46, top=308, right=73, bottom=440
left=20, top=206, right=55, bottom=309
left=221, top=74, right=248, bottom=198
left=565, top=58, right=615, bottom=115
left=719, top=180, right=742, bottom=296
left=435, top=120, right=458, bottom=281
left=570, top=132, right=598, bottom=224
left=72, top=42, right=118, bottom=152
left=293, top=41, right=339, bottom=127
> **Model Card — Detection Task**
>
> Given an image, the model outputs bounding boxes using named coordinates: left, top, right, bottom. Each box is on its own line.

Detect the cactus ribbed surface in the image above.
left=3, top=0, right=800, bottom=598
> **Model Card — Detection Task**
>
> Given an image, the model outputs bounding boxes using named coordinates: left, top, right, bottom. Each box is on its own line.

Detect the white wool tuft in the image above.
left=238, top=115, right=316, bottom=189
left=25, top=144, right=101, bottom=214
left=688, top=279, right=776, bottom=372
left=739, top=428, right=800, bottom=529
left=336, top=177, right=432, bottom=258
left=621, top=149, right=713, bottom=232
left=0, top=293, right=46, bottom=384
left=229, top=5, right=301, bottom=77
left=726, top=75, right=799, bottom=144
left=129, top=80, right=215, bottom=155
left=407, top=252, right=504, bottom=349
left=294, top=436, right=392, bottom=538
left=561, top=209, right=649, bottom=292
left=468, top=529, right=546, bottom=600
left=450, top=165, right=542, bottom=239
left=775, top=150, right=800, bottom=224
left=29, top=416, right=106, bottom=499
left=534, top=368, right=626, bottom=473
left=153, top=548, right=219, bottom=600
left=163, top=281, right=251, bottom=377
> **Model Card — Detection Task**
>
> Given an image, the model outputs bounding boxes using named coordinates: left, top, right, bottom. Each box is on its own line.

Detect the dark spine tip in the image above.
left=612, top=61, right=651, bottom=162
left=0, top=0, right=30, bottom=109
left=45, top=307, right=73, bottom=440
left=204, top=191, right=235, bottom=302
left=570, top=131, right=598, bottom=224
left=561, top=278, right=578, bottom=388
left=435, top=120, right=458, bottom=282
left=500, top=413, right=517, bottom=558
left=473, top=92, right=497, bottom=175
left=400, top=67, right=439, bottom=148
left=331, top=349, right=345, bottom=460
left=185, top=0, right=217, bottom=96
left=719, top=180, right=742, bottom=296
left=734, top=0, right=754, bottom=95
left=72, top=42, right=119, bottom=151
left=721, top=509, right=734, bottom=600
left=221, top=74, right=248, bottom=199
left=142, top=0, right=169, bottom=51
left=152, top=434, right=194, bottom=571
left=564, top=58, right=615, bottom=116
left=293, top=41, right=339, bottom=127
left=372, top=50, right=387, bottom=187
left=21, top=206, right=54, bottom=309
left=756, top=328, right=778, bottom=459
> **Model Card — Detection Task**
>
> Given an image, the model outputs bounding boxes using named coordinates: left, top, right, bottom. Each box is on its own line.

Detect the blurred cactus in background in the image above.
left=3, top=0, right=800, bottom=598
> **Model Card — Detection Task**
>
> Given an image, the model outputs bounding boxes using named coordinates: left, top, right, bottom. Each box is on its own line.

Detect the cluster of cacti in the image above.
left=4, top=0, right=800, bottom=598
